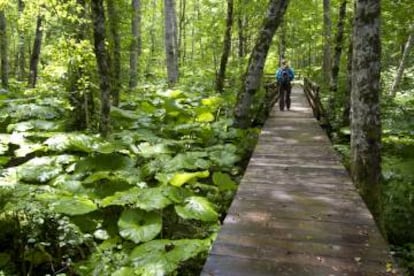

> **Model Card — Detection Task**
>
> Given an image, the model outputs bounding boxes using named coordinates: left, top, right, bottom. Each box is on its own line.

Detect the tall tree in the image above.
left=234, top=0, right=289, bottom=128
left=390, top=24, right=414, bottom=97
left=330, top=0, right=347, bottom=93
left=28, top=14, right=43, bottom=88
left=164, top=0, right=179, bottom=85
left=0, top=10, right=8, bottom=89
left=67, top=0, right=94, bottom=131
left=323, top=0, right=332, bottom=83
left=17, top=0, right=25, bottom=81
left=91, top=0, right=112, bottom=137
left=106, top=0, right=121, bottom=106
left=350, top=0, right=382, bottom=223
left=215, top=0, right=234, bottom=92
left=328, top=0, right=347, bottom=117
left=342, top=36, right=352, bottom=127
left=129, top=0, right=142, bottom=89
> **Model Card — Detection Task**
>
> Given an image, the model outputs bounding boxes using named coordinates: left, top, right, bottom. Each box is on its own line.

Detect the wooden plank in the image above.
left=201, top=87, right=395, bottom=275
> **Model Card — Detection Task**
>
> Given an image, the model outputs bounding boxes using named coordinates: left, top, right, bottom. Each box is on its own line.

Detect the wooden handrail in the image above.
left=303, top=78, right=329, bottom=128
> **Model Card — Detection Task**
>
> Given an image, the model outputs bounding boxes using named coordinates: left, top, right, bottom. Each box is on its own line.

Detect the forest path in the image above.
left=201, top=86, right=394, bottom=275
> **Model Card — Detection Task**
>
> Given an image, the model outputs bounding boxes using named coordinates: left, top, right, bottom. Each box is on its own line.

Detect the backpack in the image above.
left=280, top=69, right=290, bottom=86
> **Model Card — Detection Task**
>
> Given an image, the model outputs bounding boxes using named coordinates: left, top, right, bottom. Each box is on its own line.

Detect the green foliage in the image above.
left=0, top=82, right=252, bottom=274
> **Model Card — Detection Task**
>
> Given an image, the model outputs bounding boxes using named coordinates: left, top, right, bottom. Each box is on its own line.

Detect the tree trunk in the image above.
left=278, top=19, right=287, bottom=62
left=91, top=0, right=112, bottom=137
left=390, top=25, right=414, bottom=97
left=67, top=0, right=94, bottom=131
left=164, top=0, right=179, bottom=85
left=17, top=0, right=26, bottom=81
left=237, top=15, right=246, bottom=58
left=330, top=0, right=347, bottom=93
left=328, top=0, right=346, bottom=119
left=178, top=0, right=186, bottom=64
left=0, top=10, right=8, bottom=89
left=234, top=0, right=289, bottom=128
left=106, top=0, right=121, bottom=106
left=342, top=36, right=352, bottom=127
left=28, top=15, right=43, bottom=88
left=215, top=0, right=234, bottom=92
left=129, top=0, right=141, bottom=89
left=323, top=0, right=332, bottom=83
left=350, top=0, right=382, bottom=225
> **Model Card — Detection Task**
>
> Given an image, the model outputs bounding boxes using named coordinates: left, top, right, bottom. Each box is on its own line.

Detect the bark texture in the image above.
left=234, top=0, right=289, bottom=128
left=164, top=0, right=179, bottom=85
left=350, top=0, right=382, bottom=223
left=91, top=0, right=112, bottom=137
left=0, top=11, right=8, bottom=89
left=17, top=0, right=26, bottom=81
left=28, top=15, right=43, bottom=88
left=107, top=0, right=121, bottom=106
left=215, top=0, right=234, bottom=92
left=323, top=0, right=332, bottom=83
left=129, top=0, right=141, bottom=88
left=330, top=0, right=347, bottom=93
left=390, top=25, right=414, bottom=97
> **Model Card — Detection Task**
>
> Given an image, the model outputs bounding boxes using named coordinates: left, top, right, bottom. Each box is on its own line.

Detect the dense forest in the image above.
left=0, top=0, right=413, bottom=275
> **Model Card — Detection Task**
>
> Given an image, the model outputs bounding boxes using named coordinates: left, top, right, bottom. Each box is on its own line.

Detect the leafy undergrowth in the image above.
left=0, top=85, right=259, bottom=275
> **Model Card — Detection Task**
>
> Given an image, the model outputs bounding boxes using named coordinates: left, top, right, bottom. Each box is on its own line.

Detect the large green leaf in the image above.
left=169, top=171, right=210, bottom=187
left=175, top=196, right=218, bottom=222
left=212, top=172, right=237, bottom=191
left=38, top=194, right=98, bottom=216
left=164, top=152, right=210, bottom=171
left=7, top=120, right=64, bottom=132
left=129, top=238, right=210, bottom=275
left=16, top=156, right=71, bottom=183
left=45, top=133, right=119, bottom=154
left=118, top=209, right=162, bottom=244
left=136, top=142, right=172, bottom=158
left=75, top=153, right=134, bottom=172
left=102, top=187, right=172, bottom=211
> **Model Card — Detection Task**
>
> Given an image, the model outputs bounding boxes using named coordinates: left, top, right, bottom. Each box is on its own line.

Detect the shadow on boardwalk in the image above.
left=202, top=87, right=396, bottom=275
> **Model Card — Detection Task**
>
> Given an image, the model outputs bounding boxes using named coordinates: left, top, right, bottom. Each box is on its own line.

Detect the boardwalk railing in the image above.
left=202, top=86, right=396, bottom=275
left=303, top=78, right=329, bottom=128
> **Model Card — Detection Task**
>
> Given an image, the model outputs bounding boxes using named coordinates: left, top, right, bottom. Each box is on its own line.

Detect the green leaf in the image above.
left=75, top=153, right=134, bottom=172
left=17, top=156, right=67, bottom=183
left=0, top=252, right=11, bottom=267
left=112, top=267, right=136, bottom=276
left=196, top=112, right=215, bottom=122
left=45, top=133, right=119, bottom=154
left=110, top=106, right=140, bottom=121
left=129, top=238, right=210, bottom=275
left=164, top=152, right=210, bottom=171
left=51, top=195, right=98, bottom=216
left=212, top=172, right=237, bottom=191
left=169, top=171, right=210, bottom=187
left=101, top=186, right=174, bottom=211
left=137, top=142, right=172, bottom=158
left=7, top=120, right=64, bottom=132
left=175, top=196, right=218, bottom=222
left=118, top=209, right=162, bottom=244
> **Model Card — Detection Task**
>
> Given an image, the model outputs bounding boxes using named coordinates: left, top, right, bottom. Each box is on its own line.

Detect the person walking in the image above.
left=275, top=60, right=295, bottom=111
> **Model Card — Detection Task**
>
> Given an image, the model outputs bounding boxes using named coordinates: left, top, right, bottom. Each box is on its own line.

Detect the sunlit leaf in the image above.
left=169, top=171, right=210, bottom=187
left=137, top=142, right=172, bottom=158
left=118, top=209, right=162, bottom=244
left=45, top=133, right=119, bottom=153
left=196, top=112, right=215, bottom=122
left=39, top=194, right=98, bottom=216
left=175, top=196, right=218, bottom=222
left=101, top=186, right=174, bottom=211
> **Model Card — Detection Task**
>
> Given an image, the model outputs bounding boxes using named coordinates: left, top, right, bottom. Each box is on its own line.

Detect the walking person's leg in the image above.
left=286, top=85, right=291, bottom=110
left=279, top=86, right=286, bottom=111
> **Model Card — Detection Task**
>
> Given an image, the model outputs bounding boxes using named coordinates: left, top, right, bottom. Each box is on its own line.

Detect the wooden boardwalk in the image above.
left=202, top=87, right=395, bottom=275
